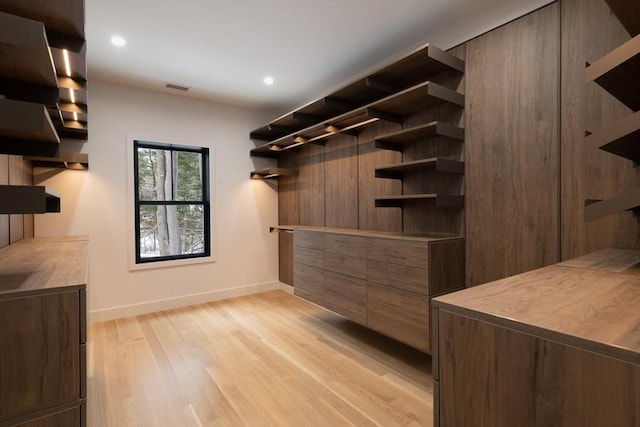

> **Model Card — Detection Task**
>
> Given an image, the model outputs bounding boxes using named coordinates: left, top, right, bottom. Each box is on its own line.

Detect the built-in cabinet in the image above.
left=292, top=227, right=464, bottom=353
left=0, top=236, right=88, bottom=427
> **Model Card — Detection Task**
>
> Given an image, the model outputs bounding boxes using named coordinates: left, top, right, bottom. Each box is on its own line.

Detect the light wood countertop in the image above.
left=272, top=225, right=462, bottom=242
left=432, top=248, right=640, bottom=365
left=0, top=236, right=89, bottom=298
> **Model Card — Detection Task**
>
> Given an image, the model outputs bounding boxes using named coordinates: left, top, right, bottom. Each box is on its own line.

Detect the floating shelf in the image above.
left=0, top=185, right=60, bottom=214
left=375, top=194, right=464, bottom=208
left=585, top=34, right=640, bottom=111
left=0, top=11, right=59, bottom=104
left=0, top=98, right=60, bottom=157
left=250, top=43, right=464, bottom=142
left=26, top=151, right=88, bottom=170
left=250, top=168, right=298, bottom=179
left=604, top=0, right=640, bottom=37
left=584, top=187, right=640, bottom=222
left=250, top=81, right=464, bottom=158
left=375, top=158, right=464, bottom=180
left=375, top=121, right=464, bottom=151
left=585, top=110, right=640, bottom=161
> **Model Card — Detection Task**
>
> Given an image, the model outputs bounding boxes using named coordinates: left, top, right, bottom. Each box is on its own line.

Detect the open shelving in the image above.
left=605, top=0, right=640, bottom=38
left=250, top=168, right=297, bottom=180
left=26, top=152, right=88, bottom=170
left=0, top=98, right=60, bottom=157
left=585, top=110, right=640, bottom=161
left=374, top=194, right=464, bottom=208
left=0, top=185, right=60, bottom=214
left=584, top=187, right=640, bottom=221
left=374, top=121, right=464, bottom=151
left=375, top=158, right=464, bottom=180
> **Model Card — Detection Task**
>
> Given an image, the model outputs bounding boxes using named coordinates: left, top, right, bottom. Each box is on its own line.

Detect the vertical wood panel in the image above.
left=278, top=151, right=299, bottom=226
left=357, top=121, right=402, bottom=232
left=0, top=154, right=8, bottom=248
left=278, top=232, right=293, bottom=285
left=298, top=144, right=325, bottom=226
left=324, top=134, right=358, bottom=228
left=23, top=158, right=34, bottom=238
left=561, top=0, right=640, bottom=259
left=9, top=155, right=25, bottom=243
left=465, top=4, right=559, bottom=286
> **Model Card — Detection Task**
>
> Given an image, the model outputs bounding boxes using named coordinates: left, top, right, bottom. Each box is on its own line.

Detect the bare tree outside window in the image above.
left=134, top=141, right=210, bottom=263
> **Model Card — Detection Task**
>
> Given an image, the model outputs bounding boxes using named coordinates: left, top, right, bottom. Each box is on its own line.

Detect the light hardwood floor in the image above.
left=88, top=290, right=434, bottom=426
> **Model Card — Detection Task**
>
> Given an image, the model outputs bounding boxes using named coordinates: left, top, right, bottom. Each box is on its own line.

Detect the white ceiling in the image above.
left=85, top=0, right=552, bottom=115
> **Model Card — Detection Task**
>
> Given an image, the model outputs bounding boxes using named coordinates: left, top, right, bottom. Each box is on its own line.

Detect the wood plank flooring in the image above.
left=88, top=290, right=434, bottom=426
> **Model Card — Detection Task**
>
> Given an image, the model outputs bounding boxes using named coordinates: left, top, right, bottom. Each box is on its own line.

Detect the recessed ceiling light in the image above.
left=263, top=76, right=275, bottom=85
left=110, top=36, right=127, bottom=47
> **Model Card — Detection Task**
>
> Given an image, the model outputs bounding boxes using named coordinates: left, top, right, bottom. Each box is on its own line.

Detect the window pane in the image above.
left=139, top=204, right=205, bottom=258
left=137, top=147, right=171, bottom=201
left=175, top=151, right=202, bottom=201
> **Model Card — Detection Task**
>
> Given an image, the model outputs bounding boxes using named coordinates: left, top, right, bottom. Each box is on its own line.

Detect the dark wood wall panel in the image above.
left=298, top=144, right=325, bottom=226
left=278, top=151, right=299, bottom=226
left=561, top=0, right=640, bottom=259
left=324, top=134, right=358, bottom=228
left=357, top=121, right=402, bottom=232
left=465, top=3, right=559, bottom=286
left=0, top=154, right=8, bottom=248
left=0, top=155, right=34, bottom=248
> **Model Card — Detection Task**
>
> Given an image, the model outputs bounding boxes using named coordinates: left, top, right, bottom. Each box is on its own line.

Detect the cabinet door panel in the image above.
left=367, top=238, right=428, bottom=269
left=293, top=246, right=324, bottom=268
left=323, top=233, right=367, bottom=258
left=324, top=272, right=367, bottom=325
left=0, top=292, right=80, bottom=421
left=293, top=263, right=325, bottom=305
left=14, top=406, right=81, bottom=427
left=367, top=283, right=430, bottom=352
left=324, top=251, right=366, bottom=279
left=367, top=259, right=429, bottom=295
left=293, top=230, right=324, bottom=250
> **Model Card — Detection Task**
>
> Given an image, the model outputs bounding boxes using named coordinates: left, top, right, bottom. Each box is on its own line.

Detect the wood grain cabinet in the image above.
left=0, top=237, right=88, bottom=427
left=431, top=248, right=640, bottom=427
left=292, top=227, right=464, bottom=353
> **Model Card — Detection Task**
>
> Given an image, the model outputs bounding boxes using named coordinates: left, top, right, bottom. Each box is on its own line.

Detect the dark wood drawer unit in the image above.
left=292, top=227, right=463, bottom=353
left=0, top=237, right=89, bottom=427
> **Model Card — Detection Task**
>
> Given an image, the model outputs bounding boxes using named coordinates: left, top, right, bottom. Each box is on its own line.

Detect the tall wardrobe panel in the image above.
left=0, top=155, right=8, bottom=247
left=325, top=134, right=359, bottom=229
left=465, top=3, right=559, bottom=286
left=357, top=121, right=402, bottom=233
left=560, top=0, right=640, bottom=259
left=298, top=144, right=325, bottom=226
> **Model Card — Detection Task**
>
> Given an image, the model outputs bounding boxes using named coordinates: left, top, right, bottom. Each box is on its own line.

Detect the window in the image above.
left=133, top=140, right=210, bottom=264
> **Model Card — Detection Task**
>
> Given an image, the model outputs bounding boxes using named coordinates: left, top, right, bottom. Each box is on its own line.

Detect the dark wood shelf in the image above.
left=605, top=0, right=640, bottom=37
left=0, top=11, right=59, bottom=104
left=27, top=152, right=88, bottom=170
left=0, top=185, right=60, bottom=214
left=375, top=158, right=464, bottom=179
left=251, top=81, right=464, bottom=157
left=585, top=34, right=640, bottom=111
left=250, top=43, right=464, bottom=142
left=375, top=121, right=464, bottom=151
left=0, top=98, right=60, bottom=157
left=584, top=187, right=640, bottom=222
left=250, top=168, right=298, bottom=179
left=374, top=194, right=464, bottom=208
left=585, top=110, right=640, bottom=161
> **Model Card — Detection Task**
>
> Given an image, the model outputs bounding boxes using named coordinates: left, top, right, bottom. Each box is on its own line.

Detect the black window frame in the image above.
left=133, top=139, right=211, bottom=264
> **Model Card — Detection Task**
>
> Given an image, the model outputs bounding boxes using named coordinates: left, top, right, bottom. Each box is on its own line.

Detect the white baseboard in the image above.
left=89, top=281, right=282, bottom=323
left=279, top=282, right=294, bottom=294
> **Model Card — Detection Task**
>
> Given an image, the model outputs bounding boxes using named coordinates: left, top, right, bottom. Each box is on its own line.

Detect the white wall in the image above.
left=35, top=80, right=280, bottom=321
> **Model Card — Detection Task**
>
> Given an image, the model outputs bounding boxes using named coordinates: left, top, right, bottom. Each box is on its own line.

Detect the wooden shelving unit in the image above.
left=250, top=168, right=297, bottom=179
left=0, top=98, right=60, bottom=157
left=0, top=185, right=60, bottom=214
left=26, top=152, right=89, bottom=170
left=584, top=10, right=640, bottom=221
left=375, top=158, right=464, bottom=180
left=374, top=121, right=464, bottom=151
left=374, top=194, right=464, bottom=208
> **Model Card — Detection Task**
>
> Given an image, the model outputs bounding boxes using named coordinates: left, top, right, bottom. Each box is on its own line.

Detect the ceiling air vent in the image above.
left=165, top=82, right=190, bottom=92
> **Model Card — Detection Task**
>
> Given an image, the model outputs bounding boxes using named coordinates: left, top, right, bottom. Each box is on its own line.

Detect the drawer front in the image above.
left=324, top=272, right=367, bottom=325
left=294, top=230, right=324, bottom=250
left=293, top=246, right=324, bottom=268
left=367, top=259, right=429, bottom=295
left=13, top=405, right=81, bottom=427
left=367, top=238, right=429, bottom=269
left=324, top=251, right=366, bottom=279
left=324, top=233, right=367, bottom=258
left=294, top=263, right=325, bottom=305
left=367, top=283, right=430, bottom=352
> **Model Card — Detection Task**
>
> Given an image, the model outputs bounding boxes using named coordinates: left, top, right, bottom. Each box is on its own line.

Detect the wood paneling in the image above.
left=277, top=151, right=299, bottom=226
left=278, top=232, right=293, bottom=285
left=428, top=238, right=465, bottom=296
left=366, top=259, right=429, bottom=295
left=367, top=237, right=428, bottom=268
left=324, top=251, right=366, bottom=279
left=15, top=406, right=81, bottom=427
left=9, top=155, right=27, bottom=243
left=298, top=143, right=324, bottom=226
left=293, top=229, right=324, bottom=250
left=293, top=246, right=324, bottom=268
left=323, top=233, right=367, bottom=257
left=323, top=272, right=367, bottom=324
left=465, top=4, right=559, bottom=286
left=324, top=134, right=358, bottom=228
left=357, top=121, right=402, bottom=232
left=437, top=310, right=640, bottom=427
left=293, top=263, right=324, bottom=302
left=561, top=0, right=640, bottom=259
left=0, top=154, right=8, bottom=248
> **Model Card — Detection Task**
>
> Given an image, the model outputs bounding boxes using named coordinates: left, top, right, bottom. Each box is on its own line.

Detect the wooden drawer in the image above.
left=293, top=246, right=324, bottom=268
left=324, top=251, right=366, bottom=279
left=324, top=272, right=367, bottom=325
left=367, top=238, right=429, bottom=269
left=324, top=233, right=367, bottom=258
left=367, top=283, right=430, bottom=352
left=12, top=406, right=81, bottom=427
left=367, top=259, right=429, bottom=295
left=293, top=230, right=324, bottom=250
left=293, top=263, right=325, bottom=305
